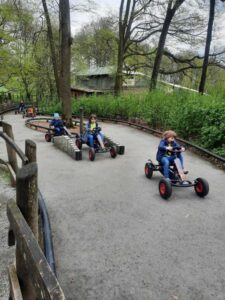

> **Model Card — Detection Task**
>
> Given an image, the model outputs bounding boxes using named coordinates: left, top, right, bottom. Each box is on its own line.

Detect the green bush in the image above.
left=39, top=89, right=225, bottom=157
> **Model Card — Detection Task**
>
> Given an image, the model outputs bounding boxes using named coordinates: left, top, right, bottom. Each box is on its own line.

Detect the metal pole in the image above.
left=80, top=107, right=84, bottom=135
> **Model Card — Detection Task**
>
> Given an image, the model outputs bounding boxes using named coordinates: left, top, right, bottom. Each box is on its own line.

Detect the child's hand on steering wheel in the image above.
left=166, top=146, right=173, bottom=151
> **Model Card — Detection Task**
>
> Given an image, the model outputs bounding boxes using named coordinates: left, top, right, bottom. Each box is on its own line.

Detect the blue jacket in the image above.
left=156, top=139, right=181, bottom=162
left=50, top=119, right=64, bottom=129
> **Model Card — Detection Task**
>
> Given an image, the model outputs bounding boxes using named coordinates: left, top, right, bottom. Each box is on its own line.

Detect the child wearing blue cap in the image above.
left=50, top=113, right=64, bottom=136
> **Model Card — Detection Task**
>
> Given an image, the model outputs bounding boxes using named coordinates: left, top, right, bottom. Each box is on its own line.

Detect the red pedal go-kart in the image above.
left=144, top=150, right=209, bottom=200
left=75, top=127, right=117, bottom=161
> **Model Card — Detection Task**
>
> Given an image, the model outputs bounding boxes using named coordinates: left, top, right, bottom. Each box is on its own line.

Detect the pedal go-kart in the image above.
left=75, top=127, right=117, bottom=161
left=22, top=106, right=37, bottom=118
left=45, top=125, right=70, bottom=142
left=144, top=150, right=209, bottom=200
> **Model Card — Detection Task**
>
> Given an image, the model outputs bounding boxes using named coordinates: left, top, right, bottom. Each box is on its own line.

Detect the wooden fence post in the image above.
left=16, top=162, right=38, bottom=299
left=16, top=162, right=38, bottom=239
left=2, top=122, right=18, bottom=173
left=25, top=139, right=36, bottom=163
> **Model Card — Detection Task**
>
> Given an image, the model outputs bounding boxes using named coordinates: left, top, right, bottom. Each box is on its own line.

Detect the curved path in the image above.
left=2, top=113, right=225, bottom=300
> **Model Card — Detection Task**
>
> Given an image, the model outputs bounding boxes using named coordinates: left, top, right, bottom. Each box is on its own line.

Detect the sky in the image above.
left=69, top=0, right=225, bottom=55
left=70, top=0, right=121, bottom=34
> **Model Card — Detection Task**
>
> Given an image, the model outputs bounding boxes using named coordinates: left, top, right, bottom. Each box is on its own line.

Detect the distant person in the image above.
left=18, top=100, right=25, bottom=113
left=156, top=130, right=187, bottom=179
left=50, top=113, right=64, bottom=136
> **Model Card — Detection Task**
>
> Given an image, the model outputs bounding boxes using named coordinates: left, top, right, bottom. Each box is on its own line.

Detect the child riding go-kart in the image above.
left=45, top=113, right=68, bottom=142
left=145, top=130, right=209, bottom=200
left=75, top=114, right=117, bottom=161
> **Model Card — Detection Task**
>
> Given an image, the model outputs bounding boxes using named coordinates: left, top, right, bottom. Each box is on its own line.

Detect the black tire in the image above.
left=89, top=148, right=95, bottom=161
left=145, top=163, right=153, bottom=179
left=104, top=141, right=110, bottom=148
left=159, top=178, right=172, bottom=200
left=75, top=139, right=82, bottom=150
left=45, top=133, right=51, bottom=142
left=194, top=177, right=209, bottom=197
left=110, top=146, right=117, bottom=158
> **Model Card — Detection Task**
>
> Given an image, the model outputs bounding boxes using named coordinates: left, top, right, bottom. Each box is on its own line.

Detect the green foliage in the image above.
left=39, top=88, right=225, bottom=157
left=72, top=17, right=117, bottom=71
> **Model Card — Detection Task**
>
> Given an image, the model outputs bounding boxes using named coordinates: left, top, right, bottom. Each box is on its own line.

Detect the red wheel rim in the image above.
left=145, top=165, right=149, bottom=175
left=89, top=151, right=92, bottom=160
left=196, top=181, right=203, bottom=193
left=159, top=182, right=166, bottom=194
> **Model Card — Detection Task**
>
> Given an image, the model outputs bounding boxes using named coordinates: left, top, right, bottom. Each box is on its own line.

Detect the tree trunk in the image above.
left=23, top=78, right=31, bottom=102
left=59, top=0, right=72, bottom=127
left=42, top=0, right=60, bottom=101
left=115, top=0, right=125, bottom=97
left=115, top=41, right=124, bottom=97
left=150, top=0, right=185, bottom=90
left=150, top=2, right=173, bottom=90
left=198, top=0, right=215, bottom=94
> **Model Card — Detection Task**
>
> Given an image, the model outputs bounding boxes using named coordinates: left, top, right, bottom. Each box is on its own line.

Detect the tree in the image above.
left=150, top=0, right=186, bottom=90
left=72, top=17, right=117, bottom=70
left=115, top=0, right=153, bottom=96
left=198, top=0, right=225, bottom=94
left=42, top=0, right=60, bottom=100
left=59, top=0, right=72, bottom=126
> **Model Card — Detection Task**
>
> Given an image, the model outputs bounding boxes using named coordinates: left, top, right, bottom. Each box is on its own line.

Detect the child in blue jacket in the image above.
left=156, top=130, right=187, bottom=179
left=84, top=114, right=105, bottom=149
left=50, top=113, right=64, bottom=136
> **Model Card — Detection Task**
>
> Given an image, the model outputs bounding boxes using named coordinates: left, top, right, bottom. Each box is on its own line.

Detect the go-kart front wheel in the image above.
left=110, top=146, right=117, bottom=158
left=194, top=177, right=209, bottom=197
left=89, top=147, right=95, bottom=161
left=159, top=178, right=172, bottom=200
left=145, top=163, right=153, bottom=179
left=45, top=133, right=51, bottom=142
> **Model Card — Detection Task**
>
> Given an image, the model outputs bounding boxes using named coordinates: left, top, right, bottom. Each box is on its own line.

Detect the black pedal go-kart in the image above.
left=75, top=127, right=117, bottom=161
left=144, top=150, right=209, bottom=200
left=45, top=126, right=70, bottom=142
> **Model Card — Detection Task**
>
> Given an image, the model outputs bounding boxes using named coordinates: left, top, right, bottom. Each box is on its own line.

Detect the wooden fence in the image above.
left=0, top=117, right=65, bottom=299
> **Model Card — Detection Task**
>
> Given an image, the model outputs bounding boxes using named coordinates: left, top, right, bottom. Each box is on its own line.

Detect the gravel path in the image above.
left=1, top=113, right=225, bottom=300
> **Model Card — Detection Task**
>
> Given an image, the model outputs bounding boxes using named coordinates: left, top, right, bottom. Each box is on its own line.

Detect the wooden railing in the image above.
left=0, top=116, right=65, bottom=299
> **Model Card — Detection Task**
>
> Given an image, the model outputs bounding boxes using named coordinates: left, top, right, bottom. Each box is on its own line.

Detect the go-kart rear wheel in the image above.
left=75, top=139, right=82, bottom=150
left=194, top=177, right=209, bottom=197
left=159, top=178, right=172, bottom=200
left=89, top=147, right=95, bottom=161
left=145, top=163, right=153, bottom=179
left=110, top=146, right=117, bottom=158
left=45, top=133, right=51, bottom=142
